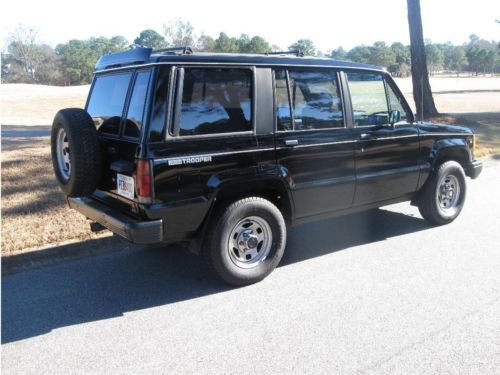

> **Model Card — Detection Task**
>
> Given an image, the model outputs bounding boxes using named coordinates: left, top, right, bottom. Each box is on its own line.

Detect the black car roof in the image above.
left=95, top=47, right=385, bottom=73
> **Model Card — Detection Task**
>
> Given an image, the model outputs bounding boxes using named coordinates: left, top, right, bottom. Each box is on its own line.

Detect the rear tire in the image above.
left=51, top=108, right=101, bottom=197
left=203, top=197, right=286, bottom=286
left=418, top=161, right=467, bottom=225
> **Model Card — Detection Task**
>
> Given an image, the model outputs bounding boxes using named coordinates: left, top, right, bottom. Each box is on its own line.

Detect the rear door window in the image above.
left=175, top=68, right=253, bottom=136
left=275, top=69, right=344, bottom=131
left=124, top=70, right=152, bottom=138
left=87, top=72, right=132, bottom=135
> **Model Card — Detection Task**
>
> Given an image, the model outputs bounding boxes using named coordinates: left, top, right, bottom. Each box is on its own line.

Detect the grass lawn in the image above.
left=1, top=137, right=109, bottom=254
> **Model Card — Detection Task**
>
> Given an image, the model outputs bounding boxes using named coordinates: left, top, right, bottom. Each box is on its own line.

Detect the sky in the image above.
left=1, top=0, right=499, bottom=51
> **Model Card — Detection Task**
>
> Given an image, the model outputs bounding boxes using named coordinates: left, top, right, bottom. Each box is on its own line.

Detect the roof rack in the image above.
left=266, top=50, right=304, bottom=57
left=153, top=46, right=193, bottom=55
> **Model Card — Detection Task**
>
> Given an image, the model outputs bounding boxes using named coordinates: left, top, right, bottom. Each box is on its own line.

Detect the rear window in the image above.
left=87, top=72, right=132, bottom=135
left=176, top=68, right=253, bottom=136
left=124, top=70, right=152, bottom=138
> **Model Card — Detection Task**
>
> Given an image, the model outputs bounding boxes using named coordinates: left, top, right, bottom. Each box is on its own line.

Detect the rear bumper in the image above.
left=68, top=197, right=163, bottom=244
left=465, top=159, right=483, bottom=179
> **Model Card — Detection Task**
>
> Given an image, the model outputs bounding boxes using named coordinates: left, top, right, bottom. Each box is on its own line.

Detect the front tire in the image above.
left=418, top=161, right=467, bottom=225
left=203, top=197, right=287, bottom=286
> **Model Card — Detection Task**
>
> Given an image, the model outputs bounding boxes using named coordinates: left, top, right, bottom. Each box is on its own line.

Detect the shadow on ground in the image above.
left=2, top=207, right=430, bottom=344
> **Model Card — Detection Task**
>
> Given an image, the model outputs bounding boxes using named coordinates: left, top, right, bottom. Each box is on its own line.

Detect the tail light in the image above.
left=136, top=159, right=153, bottom=200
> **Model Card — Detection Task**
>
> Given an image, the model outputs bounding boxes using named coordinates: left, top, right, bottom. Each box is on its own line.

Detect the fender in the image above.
left=206, top=164, right=295, bottom=223
left=418, top=136, right=472, bottom=191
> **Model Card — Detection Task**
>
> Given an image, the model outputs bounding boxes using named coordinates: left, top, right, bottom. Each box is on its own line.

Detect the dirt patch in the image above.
left=1, top=136, right=108, bottom=254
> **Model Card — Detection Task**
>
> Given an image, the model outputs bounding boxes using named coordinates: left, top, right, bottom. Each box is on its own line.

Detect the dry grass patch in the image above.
left=427, top=112, right=500, bottom=157
left=1, top=84, right=89, bottom=125
left=1, top=137, right=107, bottom=254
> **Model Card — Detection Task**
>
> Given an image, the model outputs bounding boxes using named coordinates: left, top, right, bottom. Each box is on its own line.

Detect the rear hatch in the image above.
left=86, top=68, right=154, bottom=216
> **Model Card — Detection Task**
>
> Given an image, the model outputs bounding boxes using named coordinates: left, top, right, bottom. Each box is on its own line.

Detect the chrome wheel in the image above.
left=56, top=128, right=71, bottom=182
left=227, top=216, right=272, bottom=269
left=436, top=174, right=461, bottom=215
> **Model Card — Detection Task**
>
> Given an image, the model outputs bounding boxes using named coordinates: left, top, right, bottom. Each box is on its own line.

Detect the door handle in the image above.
left=360, top=133, right=370, bottom=139
left=285, top=139, right=299, bottom=147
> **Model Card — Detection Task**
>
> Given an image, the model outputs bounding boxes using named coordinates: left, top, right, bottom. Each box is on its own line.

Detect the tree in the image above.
left=425, top=43, right=444, bottom=75
left=56, top=36, right=128, bottom=85
left=407, top=0, right=438, bottom=118
left=6, top=25, right=44, bottom=81
left=239, top=35, right=271, bottom=53
left=330, top=47, right=347, bottom=60
left=196, top=34, right=215, bottom=51
left=4, top=24, right=64, bottom=84
left=163, top=19, right=196, bottom=47
left=346, top=46, right=372, bottom=63
left=133, top=29, right=167, bottom=49
left=288, top=39, right=316, bottom=56
left=444, top=45, right=467, bottom=75
left=465, top=35, right=499, bottom=74
left=213, top=32, right=239, bottom=52
left=389, top=42, right=411, bottom=77
left=369, top=41, right=396, bottom=67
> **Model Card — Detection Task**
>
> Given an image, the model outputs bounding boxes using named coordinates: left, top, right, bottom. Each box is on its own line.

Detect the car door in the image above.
left=345, top=71, right=420, bottom=206
left=148, top=66, right=276, bottom=233
left=274, top=68, right=356, bottom=219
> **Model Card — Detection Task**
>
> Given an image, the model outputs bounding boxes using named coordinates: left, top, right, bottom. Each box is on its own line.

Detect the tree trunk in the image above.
left=407, top=0, right=438, bottom=119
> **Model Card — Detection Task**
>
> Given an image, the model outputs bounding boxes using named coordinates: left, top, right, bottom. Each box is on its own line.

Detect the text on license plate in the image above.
left=117, top=173, right=135, bottom=199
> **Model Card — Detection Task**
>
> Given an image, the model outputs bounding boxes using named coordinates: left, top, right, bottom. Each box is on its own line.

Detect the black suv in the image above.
left=51, top=47, right=482, bottom=285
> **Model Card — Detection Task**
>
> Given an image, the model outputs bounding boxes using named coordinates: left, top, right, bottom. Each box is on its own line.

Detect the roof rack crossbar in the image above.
left=153, top=46, right=193, bottom=55
left=266, top=50, right=304, bottom=57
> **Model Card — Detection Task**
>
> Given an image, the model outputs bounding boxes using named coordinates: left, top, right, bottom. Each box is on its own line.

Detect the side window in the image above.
left=177, top=68, right=253, bottom=136
left=275, top=70, right=292, bottom=131
left=276, top=69, right=344, bottom=131
left=386, top=82, right=409, bottom=122
left=124, top=70, right=151, bottom=138
left=346, top=72, right=388, bottom=126
left=148, top=66, right=170, bottom=142
left=87, top=73, right=132, bottom=135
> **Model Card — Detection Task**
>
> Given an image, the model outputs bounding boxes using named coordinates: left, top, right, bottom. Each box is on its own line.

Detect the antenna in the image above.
left=420, top=76, right=424, bottom=122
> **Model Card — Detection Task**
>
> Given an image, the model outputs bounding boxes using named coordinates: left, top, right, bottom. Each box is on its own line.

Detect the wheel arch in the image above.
left=188, top=177, right=293, bottom=255
left=430, top=139, right=471, bottom=172
left=210, top=177, right=294, bottom=224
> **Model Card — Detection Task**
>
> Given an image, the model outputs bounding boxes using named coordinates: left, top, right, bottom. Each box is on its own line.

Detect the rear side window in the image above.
left=124, top=70, right=152, bottom=138
left=346, top=72, right=388, bottom=126
left=276, top=69, right=344, bottom=131
left=176, top=68, right=252, bottom=136
left=87, top=73, right=132, bottom=135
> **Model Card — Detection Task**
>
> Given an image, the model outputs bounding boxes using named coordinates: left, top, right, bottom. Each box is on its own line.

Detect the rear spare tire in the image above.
left=51, top=108, right=101, bottom=197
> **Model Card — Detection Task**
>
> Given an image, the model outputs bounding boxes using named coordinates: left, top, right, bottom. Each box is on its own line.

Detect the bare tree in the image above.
left=163, top=19, right=196, bottom=47
left=407, top=0, right=438, bottom=118
left=7, top=24, right=44, bottom=81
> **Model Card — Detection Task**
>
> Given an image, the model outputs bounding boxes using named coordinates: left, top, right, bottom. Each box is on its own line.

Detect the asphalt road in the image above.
left=1, top=125, right=51, bottom=138
left=2, top=161, right=500, bottom=374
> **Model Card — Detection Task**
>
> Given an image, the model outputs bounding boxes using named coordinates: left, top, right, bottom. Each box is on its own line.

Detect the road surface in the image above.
left=2, top=161, right=500, bottom=374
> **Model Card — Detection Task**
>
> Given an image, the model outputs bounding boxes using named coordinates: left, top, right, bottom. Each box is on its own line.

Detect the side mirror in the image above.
left=389, top=110, right=401, bottom=126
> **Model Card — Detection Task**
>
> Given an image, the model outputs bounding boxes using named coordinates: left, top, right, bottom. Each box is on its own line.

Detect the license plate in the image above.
left=117, top=173, right=134, bottom=200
